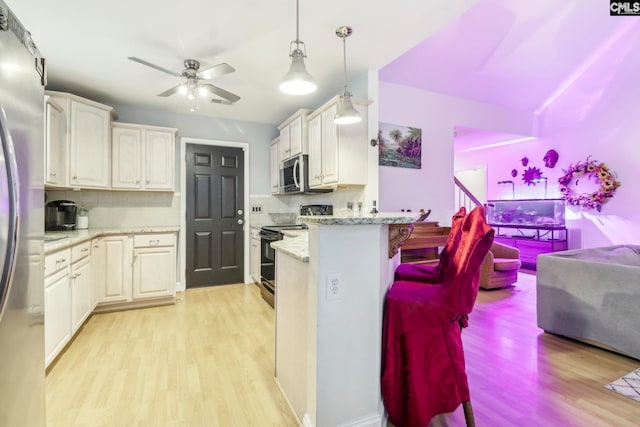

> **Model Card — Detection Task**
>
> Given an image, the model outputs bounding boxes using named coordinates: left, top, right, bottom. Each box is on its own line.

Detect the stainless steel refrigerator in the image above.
left=0, top=1, right=46, bottom=425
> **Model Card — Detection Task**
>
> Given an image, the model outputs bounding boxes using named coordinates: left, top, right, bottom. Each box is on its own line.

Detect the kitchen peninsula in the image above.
left=271, top=212, right=417, bottom=427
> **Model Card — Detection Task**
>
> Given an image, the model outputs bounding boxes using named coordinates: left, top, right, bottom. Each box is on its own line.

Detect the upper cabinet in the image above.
left=270, top=137, right=280, bottom=195
left=307, top=96, right=369, bottom=189
left=112, top=123, right=177, bottom=191
left=45, top=91, right=116, bottom=190
left=45, top=97, right=66, bottom=187
left=278, top=109, right=310, bottom=162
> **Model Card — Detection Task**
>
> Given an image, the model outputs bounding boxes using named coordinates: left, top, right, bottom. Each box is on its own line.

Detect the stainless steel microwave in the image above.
left=280, top=155, right=332, bottom=194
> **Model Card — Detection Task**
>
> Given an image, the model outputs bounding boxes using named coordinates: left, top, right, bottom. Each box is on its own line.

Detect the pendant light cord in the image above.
left=295, top=0, right=300, bottom=45
left=342, top=36, right=348, bottom=94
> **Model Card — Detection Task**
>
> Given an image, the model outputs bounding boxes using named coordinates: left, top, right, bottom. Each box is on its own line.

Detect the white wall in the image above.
left=378, top=82, right=533, bottom=225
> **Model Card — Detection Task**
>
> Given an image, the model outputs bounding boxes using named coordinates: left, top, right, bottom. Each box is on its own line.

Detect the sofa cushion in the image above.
left=493, top=258, right=521, bottom=271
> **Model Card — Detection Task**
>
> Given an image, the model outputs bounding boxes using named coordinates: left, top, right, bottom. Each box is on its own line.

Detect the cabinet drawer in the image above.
left=45, top=248, right=71, bottom=277
left=71, top=241, right=91, bottom=262
left=133, top=233, right=175, bottom=248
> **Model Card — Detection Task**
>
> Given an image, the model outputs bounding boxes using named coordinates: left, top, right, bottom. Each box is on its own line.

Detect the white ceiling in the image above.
left=11, top=0, right=638, bottom=128
left=10, top=0, right=478, bottom=124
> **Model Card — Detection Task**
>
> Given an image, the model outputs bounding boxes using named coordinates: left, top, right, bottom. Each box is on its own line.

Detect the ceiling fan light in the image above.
left=279, top=50, right=316, bottom=95
left=197, top=85, right=209, bottom=97
left=178, top=84, right=188, bottom=95
left=334, top=92, right=361, bottom=125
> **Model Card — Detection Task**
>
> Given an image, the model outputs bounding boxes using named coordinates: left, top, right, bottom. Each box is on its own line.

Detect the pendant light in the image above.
left=334, top=26, right=361, bottom=125
left=279, top=0, right=317, bottom=95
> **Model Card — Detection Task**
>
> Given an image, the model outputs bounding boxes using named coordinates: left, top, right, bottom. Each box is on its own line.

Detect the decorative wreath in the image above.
left=558, top=157, right=621, bottom=212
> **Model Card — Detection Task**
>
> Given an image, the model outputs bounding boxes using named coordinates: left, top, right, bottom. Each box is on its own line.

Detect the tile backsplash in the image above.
left=46, top=190, right=180, bottom=228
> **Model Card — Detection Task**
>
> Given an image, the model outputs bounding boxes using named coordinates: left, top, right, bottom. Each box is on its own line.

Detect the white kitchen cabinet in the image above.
left=307, top=114, right=322, bottom=188
left=250, top=228, right=261, bottom=283
left=70, top=255, right=91, bottom=333
left=278, top=109, right=310, bottom=162
left=69, top=100, right=112, bottom=188
left=307, top=96, right=369, bottom=189
left=271, top=137, right=280, bottom=194
left=90, top=237, right=103, bottom=310
left=96, top=235, right=132, bottom=304
left=132, top=233, right=176, bottom=299
left=45, top=91, right=115, bottom=190
left=45, top=97, right=67, bottom=187
left=44, top=248, right=71, bottom=367
left=112, top=123, right=176, bottom=191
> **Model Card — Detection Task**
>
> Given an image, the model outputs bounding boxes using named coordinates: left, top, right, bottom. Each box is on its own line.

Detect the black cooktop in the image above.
left=261, top=224, right=307, bottom=233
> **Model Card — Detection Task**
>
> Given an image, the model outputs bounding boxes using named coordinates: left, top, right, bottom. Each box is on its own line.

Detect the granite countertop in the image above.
left=44, top=226, right=180, bottom=253
left=299, top=212, right=418, bottom=226
left=271, top=231, right=309, bottom=263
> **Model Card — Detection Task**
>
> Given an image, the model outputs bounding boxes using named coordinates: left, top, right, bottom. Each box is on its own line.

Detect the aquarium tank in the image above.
left=486, top=199, right=566, bottom=227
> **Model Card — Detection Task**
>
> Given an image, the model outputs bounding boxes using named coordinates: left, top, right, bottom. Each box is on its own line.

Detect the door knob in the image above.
left=237, top=219, right=244, bottom=225
left=238, top=209, right=243, bottom=215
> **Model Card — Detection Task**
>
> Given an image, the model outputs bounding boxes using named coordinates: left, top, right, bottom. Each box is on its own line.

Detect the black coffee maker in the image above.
left=45, top=200, right=78, bottom=231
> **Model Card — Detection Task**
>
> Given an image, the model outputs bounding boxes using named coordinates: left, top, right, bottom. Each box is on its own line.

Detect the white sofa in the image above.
left=536, top=245, right=640, bottom=360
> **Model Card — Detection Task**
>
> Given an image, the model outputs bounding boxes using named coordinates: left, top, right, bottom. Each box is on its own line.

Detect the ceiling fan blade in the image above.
left=157, top=84, right=183, bottom=97
left=199, top=84, right=240, bottom=103
left=199, top=63, right=235, bottom=80
left=128, top=57, right=181, bottom=77
left=210, top=99, right=233, bottom=106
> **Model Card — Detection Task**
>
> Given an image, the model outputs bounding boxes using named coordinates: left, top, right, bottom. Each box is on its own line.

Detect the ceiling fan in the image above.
left=128, top=57, right=240, bottom=105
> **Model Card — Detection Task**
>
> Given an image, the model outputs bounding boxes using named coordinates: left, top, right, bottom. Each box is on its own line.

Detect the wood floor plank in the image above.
left=48, top=274, right=639, bottom=427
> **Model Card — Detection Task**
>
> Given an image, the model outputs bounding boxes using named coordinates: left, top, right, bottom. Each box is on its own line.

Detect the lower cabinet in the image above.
left=45, top=264, right=72, bottom=367
left=132, top=234, right=176, bottom=299
left=94, top=232, right=176, bottom=310
left=71, top=251, right=92, bottom=333
left=250, top=228, right=261, bottom=283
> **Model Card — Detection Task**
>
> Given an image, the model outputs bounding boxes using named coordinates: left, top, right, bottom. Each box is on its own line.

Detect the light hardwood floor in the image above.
left=47, top=275, right=639, bottom=427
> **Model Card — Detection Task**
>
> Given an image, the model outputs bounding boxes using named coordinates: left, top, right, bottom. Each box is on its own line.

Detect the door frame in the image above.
left=179, top=137, right=250, bottom=291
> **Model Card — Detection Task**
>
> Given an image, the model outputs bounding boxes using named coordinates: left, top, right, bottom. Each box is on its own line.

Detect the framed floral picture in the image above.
left=377, top=122, right=422, bottom=169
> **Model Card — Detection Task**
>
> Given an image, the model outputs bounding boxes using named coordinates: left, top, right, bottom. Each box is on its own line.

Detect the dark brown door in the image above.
left=186, top=144, right=244, bottom=287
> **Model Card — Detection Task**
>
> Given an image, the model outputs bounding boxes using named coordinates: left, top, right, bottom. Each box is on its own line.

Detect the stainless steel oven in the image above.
left=258, top=204, right=332, bottom=307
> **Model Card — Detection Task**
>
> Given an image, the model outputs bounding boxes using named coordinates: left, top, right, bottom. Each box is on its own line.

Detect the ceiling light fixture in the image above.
left=334, top=26, right=361, bottom=125
left=279, top=0, right=316, bottom=95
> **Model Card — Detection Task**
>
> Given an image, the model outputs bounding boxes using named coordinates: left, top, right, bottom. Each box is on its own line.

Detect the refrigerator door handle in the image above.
left=0, top=105, right=21, bottom=321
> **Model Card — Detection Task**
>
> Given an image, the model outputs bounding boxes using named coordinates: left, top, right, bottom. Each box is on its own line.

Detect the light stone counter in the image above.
left=44, top=226, right=180, bottom=254
left=271, top=231, right=309, bottom=262
left=299, top=212, right=417, bottom=226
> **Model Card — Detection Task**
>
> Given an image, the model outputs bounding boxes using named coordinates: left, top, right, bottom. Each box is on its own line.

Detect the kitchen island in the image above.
left=271, top=213, right=417, bottom=427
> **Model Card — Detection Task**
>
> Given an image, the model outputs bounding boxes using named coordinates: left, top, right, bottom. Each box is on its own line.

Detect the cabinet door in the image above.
left=289, top=116, right=303, bottom=157
left=45, top=101, right=66, bottom=186
left=271, top=139, right=280, bottom=194
left=71, top=256, right=92, bottom=333
left=307, top=115, right=323, bottom=188
left=144, top=130, right=175, bottom=190
left=111, top=126, right=142, bottom=189
left=251, top=234, right=261, bottom=283
left=320, top=104, right=339, bottom=185
left=45, top=268, right=71, bottom=367
left=279, top=125, right=291, bottom=161
left=91, top=238, right=103, bottom=310
left=97, top=236, right=132, bottom=303
left=132, top=245, right=175, bottom=299
left=69, top=101, right=110, bottom=188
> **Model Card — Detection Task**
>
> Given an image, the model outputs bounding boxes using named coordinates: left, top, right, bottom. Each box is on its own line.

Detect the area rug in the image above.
left=605, top=368, right=640, bottom=402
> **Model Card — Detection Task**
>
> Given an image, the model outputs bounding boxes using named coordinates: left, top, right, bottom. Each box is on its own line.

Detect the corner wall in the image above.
left=378, top=82, right=533, bottom=225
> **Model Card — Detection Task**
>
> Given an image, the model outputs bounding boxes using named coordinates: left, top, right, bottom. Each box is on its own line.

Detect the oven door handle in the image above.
left=293, top=158, right=299, bottom=190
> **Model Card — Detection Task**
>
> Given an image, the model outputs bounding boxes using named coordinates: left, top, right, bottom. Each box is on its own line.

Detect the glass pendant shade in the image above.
left=280, top=48, right=316, bottom=95
left=334, top=92, right=361, bottom=125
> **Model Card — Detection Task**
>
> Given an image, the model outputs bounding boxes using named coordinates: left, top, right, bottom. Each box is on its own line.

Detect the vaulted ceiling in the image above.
left=11, top=0, right=638, bottom=126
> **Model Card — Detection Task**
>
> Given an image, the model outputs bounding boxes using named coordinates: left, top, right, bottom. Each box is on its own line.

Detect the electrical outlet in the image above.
left=251, top=205, right=263, bottom=213
left=326, top=272, right=343, bottom=300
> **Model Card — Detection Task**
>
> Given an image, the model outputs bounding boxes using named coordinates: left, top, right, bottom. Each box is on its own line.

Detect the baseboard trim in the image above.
left=93, top=295, right=175, bottom=313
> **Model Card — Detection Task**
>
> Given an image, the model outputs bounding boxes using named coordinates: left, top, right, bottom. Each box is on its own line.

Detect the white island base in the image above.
left=272, top=214, right=416, bottom=427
